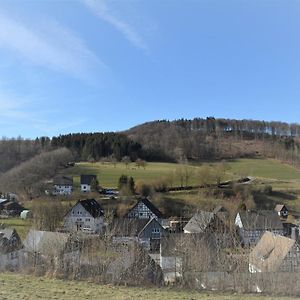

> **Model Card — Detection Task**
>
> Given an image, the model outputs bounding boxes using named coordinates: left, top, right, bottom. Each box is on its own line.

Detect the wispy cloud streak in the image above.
left=83, top=0, right=148, bottom=51
left=0, top=14, right=104, bottom=79
left=0, top=93, right=86, bottom=136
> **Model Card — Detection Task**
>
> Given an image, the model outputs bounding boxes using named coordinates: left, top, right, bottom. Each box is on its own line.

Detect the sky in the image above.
left=0, top=0, right=300, bottom=138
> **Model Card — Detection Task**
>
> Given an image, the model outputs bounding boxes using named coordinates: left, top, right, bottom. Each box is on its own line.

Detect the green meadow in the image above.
left=62, top=161, right=199, bottom=188
left=62, top=159, right=300, bottom=188
left=0, top=273, right=295, bottom=300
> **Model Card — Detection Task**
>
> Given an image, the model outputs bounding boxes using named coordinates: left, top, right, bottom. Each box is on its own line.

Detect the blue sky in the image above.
left=0, top=0, right=300, bottom=138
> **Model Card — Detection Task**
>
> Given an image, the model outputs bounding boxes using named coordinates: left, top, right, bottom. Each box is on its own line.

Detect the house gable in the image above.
left=235, top=213, right=243, bottom=228
left=126, top=198, right=162, bottom=219
left=66, top=202, right=93, bottom=219
left=138, top=218, right=165, bottom=239
left=64, top=199, right=104, bottom=233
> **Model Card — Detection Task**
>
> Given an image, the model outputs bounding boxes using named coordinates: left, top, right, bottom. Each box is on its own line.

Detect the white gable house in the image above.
left=64, top=199, right=104, bottom=233
left=235, top=210, right=284, bottom=246
left=80, top=175, right=97, bottom=192
left=53, top=176, right=73, bottom=195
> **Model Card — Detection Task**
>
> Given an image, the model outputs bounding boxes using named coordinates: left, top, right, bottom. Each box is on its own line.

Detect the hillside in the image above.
left=125, top=118, right=300, bottom=164
left=44, top=117, right=300, bottom=165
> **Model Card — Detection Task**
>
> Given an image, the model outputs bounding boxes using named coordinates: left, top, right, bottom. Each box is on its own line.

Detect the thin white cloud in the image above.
left=0, top=13, right=105, bottom=79
left=0, top=97, right=31, bottom=120
left=83, top=0, right=148, bottom=51
left=0, top=92, right=86, bottom=136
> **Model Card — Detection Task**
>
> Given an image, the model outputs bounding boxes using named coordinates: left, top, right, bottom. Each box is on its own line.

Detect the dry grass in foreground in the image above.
left=0, top=273, right=296, bottom=300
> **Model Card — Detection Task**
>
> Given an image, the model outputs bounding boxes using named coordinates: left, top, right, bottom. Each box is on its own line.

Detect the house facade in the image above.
left=64, top=199, right=104, bottom=233
left=80, top=175, right=97, bottom=192
left=0, top=228, right=23, bottom=271
left=235, top=210, right=284, bottom=246
left=126, top=198, right=163, bottom=220
left=53, top=176, right=73, bottom=195
left=138, top=218, right=165, bottom=251
left=110, top=218, right=165, bottom=251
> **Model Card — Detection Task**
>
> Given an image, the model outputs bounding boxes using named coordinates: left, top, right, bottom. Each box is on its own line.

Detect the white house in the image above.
left=80, top=175, right=97, bottom=192
left=64, top=199, right=104, bottom=233
left=52, top=176, right=73, bottom=195
left=235, top=210, right=284, bottom=246
left=125, top=198, right=163, bottom=220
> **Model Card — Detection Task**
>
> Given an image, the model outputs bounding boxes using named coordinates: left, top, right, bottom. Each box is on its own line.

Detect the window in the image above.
left=152, top=228, right=160, bottom=233
left=86, top=218, right=90, bottom=222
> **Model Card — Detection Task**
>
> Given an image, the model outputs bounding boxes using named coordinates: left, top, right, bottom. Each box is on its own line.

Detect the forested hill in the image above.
left=1, top=118, right=300, bottom=172
left=125, top=117, right=300, bottom=164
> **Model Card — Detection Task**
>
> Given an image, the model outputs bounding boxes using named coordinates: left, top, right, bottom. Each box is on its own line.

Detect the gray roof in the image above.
left=53, top=175, right=73, bottom=186
left=24, top=230, right=69, bottom=256
left=80, top=175, right=97, bottom=185
left=108, top=219, right=150, bottom=237
left=78, top=199, right=104, bottom=218
left=213, top=206, right=230, bottom=222
left=238, top=210, right=283, bottom=231
left=275, top=204, right=288, bottom=212
left=183, top=211, right=215, bottom=233
left=213, top=206, right=229, bottom=214
left=249, top=231, right=297, bottom=272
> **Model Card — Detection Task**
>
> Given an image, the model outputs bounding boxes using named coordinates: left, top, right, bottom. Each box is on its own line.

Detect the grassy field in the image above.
left=0, top=273, right=295, bottom=300
left=224, top=158, right=300, bottom=181
left=62, top=159, right=300, bottom=189
left=62, top=161, right=200, bottom=188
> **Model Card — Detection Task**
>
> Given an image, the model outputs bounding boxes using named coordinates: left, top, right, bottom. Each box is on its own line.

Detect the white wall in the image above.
left=64, top=203, right=104, bottom=233
left=53, top=185, right=72, bottom=195
left=81, top=184, right=91, bottom=192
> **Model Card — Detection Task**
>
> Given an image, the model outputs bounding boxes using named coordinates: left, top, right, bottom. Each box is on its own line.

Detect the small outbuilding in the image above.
left=274, top=204, right=288, bottom=219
